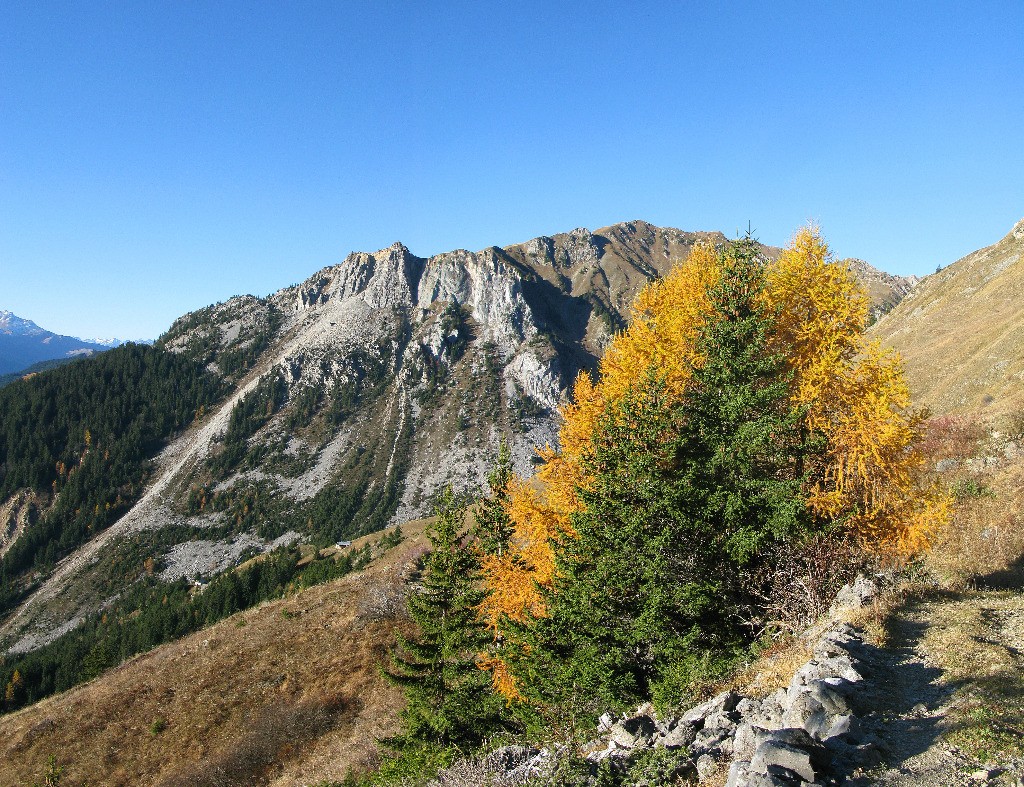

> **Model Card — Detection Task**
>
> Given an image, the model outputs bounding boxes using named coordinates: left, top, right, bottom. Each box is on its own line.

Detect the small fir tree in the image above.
left=386, top=488, right=503, bottom=749
left=473, top=440, right=515, bottom=557
left=677, top=233, right=811, bottom=565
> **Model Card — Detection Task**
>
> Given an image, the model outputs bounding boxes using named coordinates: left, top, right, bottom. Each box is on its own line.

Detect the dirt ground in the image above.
left=847, top=585, right=1024, bottom=786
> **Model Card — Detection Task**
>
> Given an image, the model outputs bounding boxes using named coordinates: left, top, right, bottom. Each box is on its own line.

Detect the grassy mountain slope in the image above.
left=0, top=522, right=427, bottom=787
left=871, top=217, right=1024, bottom=421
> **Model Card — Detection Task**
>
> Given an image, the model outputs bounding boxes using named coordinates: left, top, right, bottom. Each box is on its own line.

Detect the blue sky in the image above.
left=1, top=1, right=1021, bottom=340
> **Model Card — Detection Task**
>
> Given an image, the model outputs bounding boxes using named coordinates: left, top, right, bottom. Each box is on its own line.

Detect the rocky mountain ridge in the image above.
left=0, top=222, right=741, bottom=654
left=0, top=221, right=913, bottom=659
left=841, top=259, right=919, bottom=322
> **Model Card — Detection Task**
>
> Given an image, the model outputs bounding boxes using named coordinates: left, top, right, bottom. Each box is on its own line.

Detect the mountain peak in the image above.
left=0, top=311, right=45, bottom=337
left=381, top=241, right=412, bottom=256
left=0, top=311, right=112, bottom=375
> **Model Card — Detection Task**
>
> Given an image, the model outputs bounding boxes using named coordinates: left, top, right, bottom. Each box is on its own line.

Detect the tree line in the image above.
left=0, top=344, right=226, bottom=613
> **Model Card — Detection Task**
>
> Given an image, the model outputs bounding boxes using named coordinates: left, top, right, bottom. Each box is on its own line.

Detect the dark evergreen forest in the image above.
left=0, top=344, right=226, bottom=612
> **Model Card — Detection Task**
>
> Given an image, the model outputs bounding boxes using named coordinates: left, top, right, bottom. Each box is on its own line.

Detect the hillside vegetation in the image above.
left=333, top=228, right=952, bottom=786
left=0, top=344, right=224, bottom=613
left=0, top=524, right=425, bottom=786
left=871, top=217, right=1024, bottom=422
left=0, top=220, right=968, bottom=786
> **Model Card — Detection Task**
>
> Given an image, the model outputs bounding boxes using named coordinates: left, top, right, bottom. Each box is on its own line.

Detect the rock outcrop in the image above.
left=433, top=577, right=885, bottom=787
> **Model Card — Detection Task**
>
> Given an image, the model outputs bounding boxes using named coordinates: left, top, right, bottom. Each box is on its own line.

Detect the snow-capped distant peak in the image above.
left=0, top=310, right=46, bottom=336
left=76, top=337, right=154, bottom=347
left=79, top=337, right=124, bottom=348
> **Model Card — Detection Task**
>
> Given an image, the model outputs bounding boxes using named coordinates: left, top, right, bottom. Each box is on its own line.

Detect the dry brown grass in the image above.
left=871, top=222, right=1024, bottom=420
left=921, top=433, right=1024, bottom=589
left=916, top=592, right=1024, bottom=765
left=723, top=635, right=815, bottom=700
left=0, top=521, right=433, bottom=787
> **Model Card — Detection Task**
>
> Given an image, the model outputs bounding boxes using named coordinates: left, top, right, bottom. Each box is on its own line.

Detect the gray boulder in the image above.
left=660, top=720, right=699, bottom=750
left=750, top=728, right=831, bottom=784
left=828, top=576, right=878, bottom=616
left=682, top=689, right=741, bottom=726
left=608, top=714, right=657, bottom=748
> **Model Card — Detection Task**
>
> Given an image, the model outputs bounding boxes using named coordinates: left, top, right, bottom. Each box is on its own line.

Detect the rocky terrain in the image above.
left=425, top=576, right=1024, bottom=787
left=843, top=260, right=918, bottom=323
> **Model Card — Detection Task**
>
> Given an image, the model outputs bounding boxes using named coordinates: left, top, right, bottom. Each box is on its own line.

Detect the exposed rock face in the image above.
left=841, top=259, right=919, bottom=322
left=0, top=221, right=738, bottom=653
left=0, top=490, right=40, bottom=562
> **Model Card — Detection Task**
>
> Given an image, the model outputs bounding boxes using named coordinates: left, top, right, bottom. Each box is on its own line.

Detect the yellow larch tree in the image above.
left=766, top=226, right=949, bottom=554
left=479, top=227, right=949, bottom=700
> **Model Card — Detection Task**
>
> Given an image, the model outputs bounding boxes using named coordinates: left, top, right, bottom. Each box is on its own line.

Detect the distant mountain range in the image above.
left=0, top=311, right=151, bottom=378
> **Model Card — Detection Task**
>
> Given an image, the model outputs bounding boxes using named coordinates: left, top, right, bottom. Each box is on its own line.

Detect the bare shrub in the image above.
left=430, top=745, right=540, bottom=787
left=918, top=414, right=989, bottom=461
left=356, top=569, right=411, bottom=623
left=739, top=531, right=871, bottom=638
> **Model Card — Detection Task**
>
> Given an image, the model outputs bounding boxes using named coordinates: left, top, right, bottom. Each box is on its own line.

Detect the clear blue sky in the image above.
left=1, top=1, right=1021, bottom=340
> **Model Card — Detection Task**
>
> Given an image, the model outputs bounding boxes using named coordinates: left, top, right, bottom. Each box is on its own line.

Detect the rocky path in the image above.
left=850, top=589, right=1024, bottom=786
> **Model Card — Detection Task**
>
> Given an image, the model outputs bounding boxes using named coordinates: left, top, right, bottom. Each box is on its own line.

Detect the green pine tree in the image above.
left=386, top=487, right=504, bottom=749
left=506, top=236, right=813, bottom=720
left=473, top=440, right=515, bottom=557
left=678, top=232, right=811, bottom=566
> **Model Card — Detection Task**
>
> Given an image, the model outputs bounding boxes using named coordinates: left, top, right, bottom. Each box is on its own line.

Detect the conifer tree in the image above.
left=678, top=233, right=810, bottom=565
left=473, top=440, right=514, bottom=557
left=387, top=488, right=503, bottom=749
left=503, top=237, right=812, bottom=717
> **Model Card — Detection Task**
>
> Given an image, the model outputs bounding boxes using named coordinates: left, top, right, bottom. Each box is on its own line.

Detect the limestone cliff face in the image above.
left=143, top=220, right=926, bottom=542
left=151, top=224, right=765, bottom=543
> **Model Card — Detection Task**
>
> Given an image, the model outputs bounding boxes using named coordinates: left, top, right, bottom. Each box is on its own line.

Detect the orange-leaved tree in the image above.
left=766, top=227, right=949, bottom=554
left=478, top=227, right=949, bottom=703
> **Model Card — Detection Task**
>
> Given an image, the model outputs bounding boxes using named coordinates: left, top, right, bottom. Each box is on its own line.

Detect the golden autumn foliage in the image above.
left=766, top=227, right=950, bottom=554
left=479, top=227, right=950, bottom=696
left=479, top=243, right=723, bottom=634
